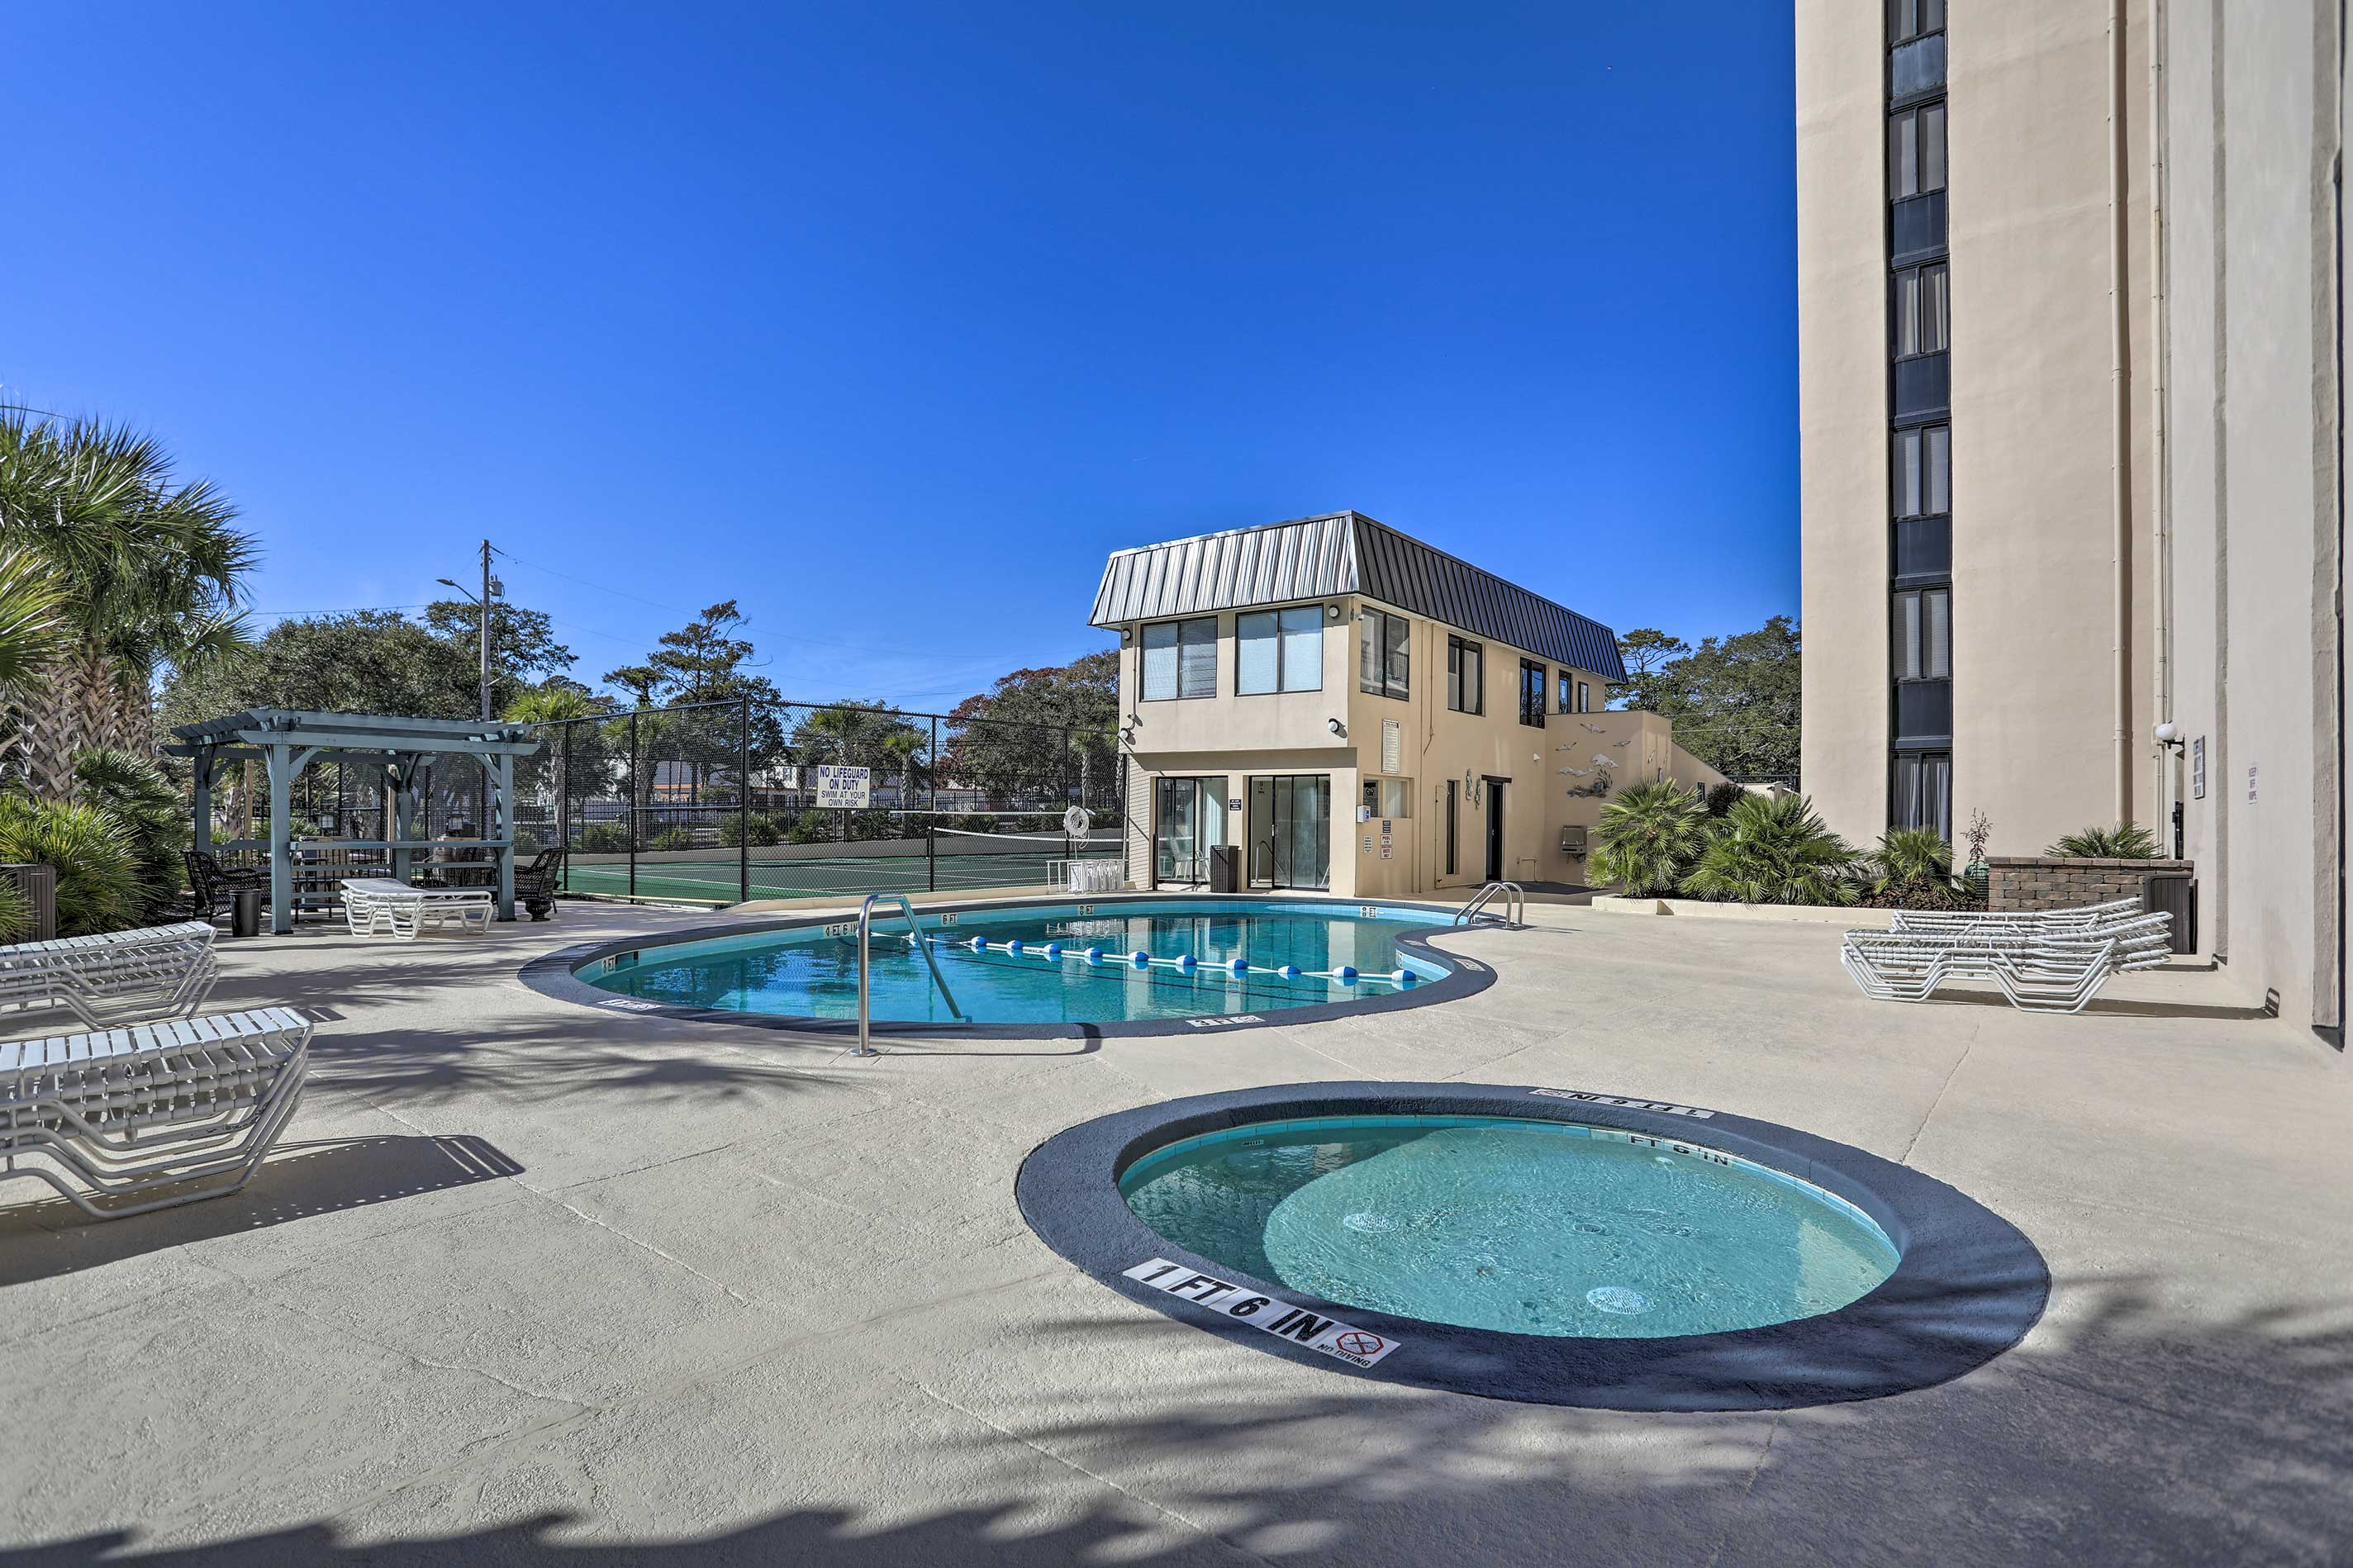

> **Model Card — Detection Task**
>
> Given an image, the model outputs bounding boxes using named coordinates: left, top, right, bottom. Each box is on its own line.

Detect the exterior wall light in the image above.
left=1328, top=718, right=1347, bottom=738
left=2155, top=720, right=2184, bottom=753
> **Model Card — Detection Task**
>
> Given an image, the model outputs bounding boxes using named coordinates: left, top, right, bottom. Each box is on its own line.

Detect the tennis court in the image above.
left=561, top=832, right=1122, bottom=906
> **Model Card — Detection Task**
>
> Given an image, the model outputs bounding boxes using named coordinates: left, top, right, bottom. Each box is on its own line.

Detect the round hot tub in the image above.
left=1119, top=1114, right=1899, bottom=1340
left=1017, top=1082, right=2048, bottom=1410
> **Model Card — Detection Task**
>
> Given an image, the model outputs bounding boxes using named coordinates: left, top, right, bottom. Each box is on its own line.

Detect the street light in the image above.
left=437, top=576, right=492, bottom=722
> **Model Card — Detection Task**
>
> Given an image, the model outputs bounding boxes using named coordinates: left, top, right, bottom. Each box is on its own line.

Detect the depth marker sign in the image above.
left=1122, top=1259, right=1402, bottom=1366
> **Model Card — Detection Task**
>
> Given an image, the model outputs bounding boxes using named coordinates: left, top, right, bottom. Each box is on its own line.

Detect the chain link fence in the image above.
left=514, top=698, right=1124, bottom=907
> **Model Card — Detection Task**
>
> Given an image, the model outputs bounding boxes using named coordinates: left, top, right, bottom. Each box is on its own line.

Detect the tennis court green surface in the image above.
left=562, top=852, right=1113, bottom=905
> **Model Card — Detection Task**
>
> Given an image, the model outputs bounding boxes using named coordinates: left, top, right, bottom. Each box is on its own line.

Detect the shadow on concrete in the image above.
left=0, top=1135, right=522, bottom=1284
left=1920, top=986, right=2275, bottom=1021
left=2, top=1272, right=2346, bottom=1566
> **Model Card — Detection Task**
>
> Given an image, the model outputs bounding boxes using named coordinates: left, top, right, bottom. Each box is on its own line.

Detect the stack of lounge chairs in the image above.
left=1842, top=898, right=2173, bottom=1014
left=0, top=924, right=310, bottom=1218
left=0, top=921, right=220, bottom=1028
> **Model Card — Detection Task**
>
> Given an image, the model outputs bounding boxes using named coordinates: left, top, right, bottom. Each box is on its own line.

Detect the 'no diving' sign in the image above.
left=1123, top=1258, right=1402, bottom=1367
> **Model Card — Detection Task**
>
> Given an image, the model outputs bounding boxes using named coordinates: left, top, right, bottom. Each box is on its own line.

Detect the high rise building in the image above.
left=1795, top=1, right=2346, bottom=1040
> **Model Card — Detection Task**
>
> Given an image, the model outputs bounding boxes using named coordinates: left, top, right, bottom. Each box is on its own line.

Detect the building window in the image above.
left=1888, top=102, right=1946, bottom=200
left=1889, top=0, right=1944, bottom=44
left=1360, top=778, right=1414, bottom=820
left=1141, top=616, right=1218, bottom=701
left=1891, top=751, right=1952, bottom=839
left=1578, top=680, right=1593, bottom=713
left=1893, top=263, right=1949, bottom=358
left=1447, top=637, right=1483, bottom=715
left=1892, top=588, right=1951, bottom=682
left=1357, top=609, right=1409, bottom=699
left=1236, top=606, right=1323, bottom=695
left=1892, top=424, right=1951, bottom=517
left=1519, top=660, right=1547, bottom=727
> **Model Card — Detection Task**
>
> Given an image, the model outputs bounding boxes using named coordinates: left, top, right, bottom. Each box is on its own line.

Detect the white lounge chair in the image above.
left=0, top=1007, right=311, bottom=1217
left=0, top=921, right=219, bottom=1029
left=1842, top=910, right=2172, bottom=1013
left=1888, top=897, right=2142, bottom=935
left=341, top=878, right=495, bottom=940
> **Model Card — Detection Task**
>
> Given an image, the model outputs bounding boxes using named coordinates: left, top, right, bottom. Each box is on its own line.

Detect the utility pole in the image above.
left=478, top=538, right=492, bottom=722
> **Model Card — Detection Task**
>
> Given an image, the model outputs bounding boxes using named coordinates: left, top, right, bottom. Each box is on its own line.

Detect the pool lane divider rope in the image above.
left=903, top=932, right=1417, bottom=988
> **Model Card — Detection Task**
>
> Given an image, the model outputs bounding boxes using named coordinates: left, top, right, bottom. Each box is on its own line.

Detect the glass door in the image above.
left=1153, top=777, right=1225, bottom=886
left=1246, top=775, right=1331, bottom=891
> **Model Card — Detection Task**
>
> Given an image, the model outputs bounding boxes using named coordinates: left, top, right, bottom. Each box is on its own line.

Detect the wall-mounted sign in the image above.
left=815, top=764, right=871, bottom=809
left=2191, top=736, right=2206, bottom=800
left=1381, top=719, right=1402, bottom=776
left=2247, top=763, right=2259, bottom=803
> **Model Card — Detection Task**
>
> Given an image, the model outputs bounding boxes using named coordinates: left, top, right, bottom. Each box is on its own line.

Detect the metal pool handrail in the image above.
left=1454, top=881, right=1524, bottom=929
left=855, top=892, right=965, bottom=1056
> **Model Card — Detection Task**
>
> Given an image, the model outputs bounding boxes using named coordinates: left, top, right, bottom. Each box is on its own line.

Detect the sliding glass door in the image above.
left=1152, top=777, right=1226, bottom=886
left=1245, top=775, right=1331, bottom=891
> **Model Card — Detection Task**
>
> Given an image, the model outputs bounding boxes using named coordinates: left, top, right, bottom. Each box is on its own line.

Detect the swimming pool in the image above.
left=1119, top=1115, right=1899, bottom=1339
left=1017, top=1082, right=2051, bottom=1409
left=535, top=897, right=1488, bottom=1035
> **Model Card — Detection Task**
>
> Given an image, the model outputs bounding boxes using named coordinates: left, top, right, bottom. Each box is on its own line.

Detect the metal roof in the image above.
left=1089, top=511, right=1626, bottom=681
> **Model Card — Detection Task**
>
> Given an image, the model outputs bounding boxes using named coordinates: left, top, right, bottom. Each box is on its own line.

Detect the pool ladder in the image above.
left=855, top=892, right=965, bottom=1057
left=1454, top=881, right=1525, bottom=929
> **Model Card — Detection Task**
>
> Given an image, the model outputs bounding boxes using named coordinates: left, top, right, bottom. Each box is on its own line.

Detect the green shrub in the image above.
left=1700, top=782, right=1745, bottom=818
left=1590, top=782, right=1709, bottom=896
left=0, top=795, right=141, bottom=934
left=576, top=821, right=628, bottom=853
left=1860, top=826, right=1970, bottom=909
left=2047, top=822, right=2160, bottom=858
left=1679, top=792, right=1859, bottom=906
left=719, top=813, right=782, bottom=848
left=646, top=825, right=698, bottom=852
left=73, top=748, right=184, bottom=924
left=847, top=810, right=901, bottom=842
left=0, top=876, right=30, bottom=943
left=787, top=809, right=836, bottom=845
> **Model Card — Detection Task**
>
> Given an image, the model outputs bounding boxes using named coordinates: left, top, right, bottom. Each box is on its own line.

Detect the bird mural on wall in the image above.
left=1580, top=723, right=1608, bottom=734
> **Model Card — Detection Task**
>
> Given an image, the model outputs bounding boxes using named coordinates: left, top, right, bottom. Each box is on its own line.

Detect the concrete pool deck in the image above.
left=1, top=899, right=2346, bottom=1565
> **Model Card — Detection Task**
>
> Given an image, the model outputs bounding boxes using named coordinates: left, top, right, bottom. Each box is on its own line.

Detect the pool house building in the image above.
left=1092, top=512, right=1727, bottom=898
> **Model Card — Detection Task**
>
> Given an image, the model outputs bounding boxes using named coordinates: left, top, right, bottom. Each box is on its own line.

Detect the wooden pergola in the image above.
left=164, top=710, right=544, bottom=934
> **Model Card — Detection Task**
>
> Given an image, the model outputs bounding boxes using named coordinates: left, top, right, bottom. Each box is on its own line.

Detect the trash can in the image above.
left=231, top=888, right=264, bottom=938
left=1209, top=844, right=1239, bottom=895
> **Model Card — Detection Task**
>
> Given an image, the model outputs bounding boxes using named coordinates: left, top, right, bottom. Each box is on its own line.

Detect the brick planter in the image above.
left=1986, top=856, right=2193, bottom=915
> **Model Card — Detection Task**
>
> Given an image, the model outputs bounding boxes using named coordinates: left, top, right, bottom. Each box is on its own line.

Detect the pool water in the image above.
left=1119, top=1116, right=1900, bottom=1338
left=579, top=900, right=1449, bottom=1026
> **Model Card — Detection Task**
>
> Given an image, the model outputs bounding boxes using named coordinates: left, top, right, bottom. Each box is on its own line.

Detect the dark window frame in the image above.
left=1888, top=0, right=1945, bottom=45
left=1447, top=636, right=1484, bottom=715
left=1887, top=101, right=1947, bottom=202
left=1357, top=608, right=1411, bottom=701
left=1892, top=261, right=1950, bottom=359
left=1891, top=587, right=1952, bottom=683
left=1518, top=660, right=1547, bottom=728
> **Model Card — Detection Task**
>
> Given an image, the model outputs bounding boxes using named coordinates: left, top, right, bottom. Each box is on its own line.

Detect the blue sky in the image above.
left=6, top=2, right=1796, bottom=712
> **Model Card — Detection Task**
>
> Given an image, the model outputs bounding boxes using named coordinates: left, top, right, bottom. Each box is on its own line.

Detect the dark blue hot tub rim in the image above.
left=516, top=892, right=1500, bottom=1039
left=1015, top=1081, right=2049, bottom=1412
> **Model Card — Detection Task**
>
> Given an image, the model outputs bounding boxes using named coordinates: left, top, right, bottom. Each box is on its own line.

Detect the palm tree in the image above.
left=0, top=411, right=253, bottom=793
left=507, top=684, right=609, bottom=848
left=0, top=547, right=71, bottom=717
left=2046, top=822, right=2160, bottom=858
left=1680, top=792, right=1860, bottom=906
left=1590, top=781, right=1709, bottom=895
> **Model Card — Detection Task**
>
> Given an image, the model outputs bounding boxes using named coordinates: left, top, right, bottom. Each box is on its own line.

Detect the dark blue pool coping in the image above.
left=515, top=894, right=1500, bottom=1039
left=1015, top=1081, right=2049, bottom=1411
